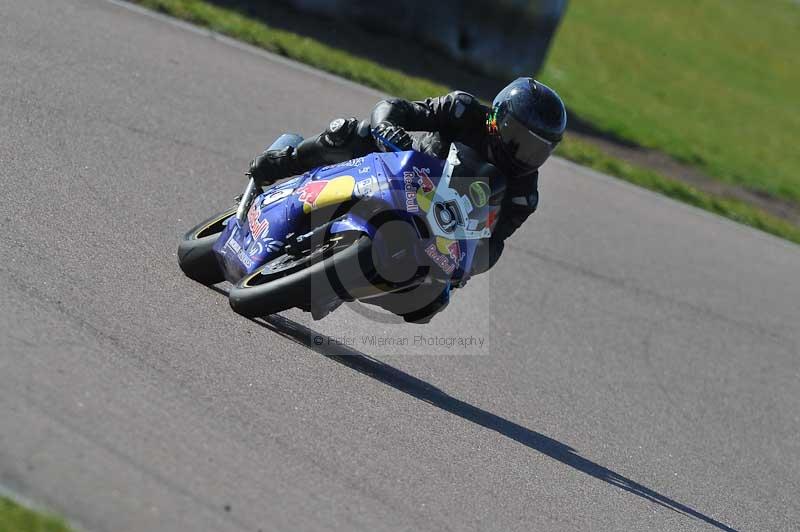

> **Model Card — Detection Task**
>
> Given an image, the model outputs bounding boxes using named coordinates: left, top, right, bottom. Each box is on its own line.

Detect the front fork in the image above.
left=234, top=177, right=259, bottom=224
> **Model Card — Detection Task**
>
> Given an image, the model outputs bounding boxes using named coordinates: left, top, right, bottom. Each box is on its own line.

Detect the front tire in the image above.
left=229, top=233, right=371, bottom=318
left=177, top=208, right=235, bottom=285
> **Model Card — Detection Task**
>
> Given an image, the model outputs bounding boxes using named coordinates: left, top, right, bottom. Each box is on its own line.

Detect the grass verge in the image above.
left=543, top=0, right=800, bottom=205
left=131, top=0, right=800, bottom=245
left=0, top=496, right=72, bottom=532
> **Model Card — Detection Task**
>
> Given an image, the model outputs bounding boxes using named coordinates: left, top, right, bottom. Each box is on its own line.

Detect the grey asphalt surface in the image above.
left=1, top=1, right=799, bottom=531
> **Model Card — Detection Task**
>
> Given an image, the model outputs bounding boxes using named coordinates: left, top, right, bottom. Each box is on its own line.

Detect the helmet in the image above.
left=487, top=78, right=567, bottom=176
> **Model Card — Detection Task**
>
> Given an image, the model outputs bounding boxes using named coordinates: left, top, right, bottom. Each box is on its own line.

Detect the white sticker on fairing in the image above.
left=261, top=187, right=293, bottom=207
left=355, top=176, right=378, bottom=198
left=225, top=231, right=253, bottom=268
left=425, top=144, right=492, bottom=240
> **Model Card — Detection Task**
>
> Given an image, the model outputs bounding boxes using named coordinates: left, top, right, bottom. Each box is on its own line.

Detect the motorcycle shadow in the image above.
left=208, top=286, right=736, bottom=532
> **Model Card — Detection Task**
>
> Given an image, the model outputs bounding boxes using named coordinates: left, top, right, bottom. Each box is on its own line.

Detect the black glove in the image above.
left=373, top=121, right=413, bottom=152
left=248, top=146, right=297, bottom=185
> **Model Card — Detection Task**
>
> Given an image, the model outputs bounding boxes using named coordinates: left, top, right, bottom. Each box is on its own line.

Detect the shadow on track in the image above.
left=250, top=312, right=737, bottom=532
left=206, top=285, right=733, bottom=530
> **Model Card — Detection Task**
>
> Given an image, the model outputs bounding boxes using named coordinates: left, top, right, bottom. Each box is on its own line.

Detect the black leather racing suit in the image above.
left=369, top=91, right=539, bottom=251
left=252, top=92, right=540, bottom=321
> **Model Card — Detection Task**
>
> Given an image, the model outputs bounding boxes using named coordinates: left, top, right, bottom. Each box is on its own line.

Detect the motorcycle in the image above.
left=177, top=133, right=504, bottom=321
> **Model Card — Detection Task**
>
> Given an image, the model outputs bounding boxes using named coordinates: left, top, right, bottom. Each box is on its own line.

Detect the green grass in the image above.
left=0, top=496, right=72, bottom=532
left=131, top=0, right=800, bottom=244
left=541, top=0, right=800, bottom=205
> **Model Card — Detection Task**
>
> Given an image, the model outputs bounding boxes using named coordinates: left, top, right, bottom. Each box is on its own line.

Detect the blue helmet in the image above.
left=487, top=78, right=567, bottom=176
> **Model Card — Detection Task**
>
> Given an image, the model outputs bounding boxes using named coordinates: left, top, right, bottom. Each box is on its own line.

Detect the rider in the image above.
left=249, top=77, right=567, bottom=322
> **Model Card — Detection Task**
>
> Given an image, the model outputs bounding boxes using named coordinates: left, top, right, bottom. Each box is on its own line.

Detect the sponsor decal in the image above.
left=218, top=233, right=230, bottom=256
left=414, top=166, right=434, bottom=193
left=468, top=181, right=491, bottom=208
left=355, top=176, right=378, bottom=198
left=296, top=175, right=356, bottom=213
left=358, top=166, right=371, bottom=174
left=249, top=241, right=264, bottom=257
left=226, top=235, right=253, bottom=268
left=435, top=237, right=464, bottom=267
left=447, top=240, right=464, bottom=266
left=226, top=235, right=240, bottom=253
left=249, top=238, right=284, bottom=257
left=419, top=155, right=490, bottom=240
left=238, top=250, right=253, bottom=268
left=433, top=200, right=465, bottom=233
left=297, top=180, right=328, bottom=206
left=425, top=243, right=455, bottom=275
left=411, top=167, right=436, bottom=213
left=321, top=157, right=365, bottom=171
left=265, top=238, right=284, bottom=253
left=260, top=187, right=293, bottom=208
left=416, top=188, right=433, bottom=213
left=247, top=203, right=270, bottom=239
left=403, top=171, right=419, bottom=213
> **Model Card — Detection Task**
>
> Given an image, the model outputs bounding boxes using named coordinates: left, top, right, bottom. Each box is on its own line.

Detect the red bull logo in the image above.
left=415, top=167, right=434, bottom=193
left=403, top=172, right=419, bottom=213
left=447, top=240, right=464, bottom=266
left=425, top=243, right=455, bottom=275
left=296, top=180, right=330, bottom=209
left=296, top=176, right=356, bottom=213
left=247, top=204, right=270, bottom=239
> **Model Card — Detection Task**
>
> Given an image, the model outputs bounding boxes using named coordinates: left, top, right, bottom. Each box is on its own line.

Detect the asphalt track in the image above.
left=1, top=1, right=799, bottom=530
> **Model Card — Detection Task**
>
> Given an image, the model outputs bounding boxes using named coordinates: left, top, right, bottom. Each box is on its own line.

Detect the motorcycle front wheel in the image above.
left=177, top=208, right=235, bottom=285
left=228, top=232, right=373, bottom=318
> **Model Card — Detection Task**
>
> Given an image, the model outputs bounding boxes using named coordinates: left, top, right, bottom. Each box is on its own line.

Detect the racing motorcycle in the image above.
left=177, top=133, right=505, bottom=321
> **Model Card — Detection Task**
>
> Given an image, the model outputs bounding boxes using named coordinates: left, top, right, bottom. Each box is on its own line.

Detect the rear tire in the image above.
left=229, top=233, right=371, bottom=318
left=177, top=208, right=235, bottom=285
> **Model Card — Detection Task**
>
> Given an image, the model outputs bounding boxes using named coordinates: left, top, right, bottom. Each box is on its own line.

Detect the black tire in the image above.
left=177, top=208, right=236, bottom=285
left=229, top=233, right=372, bottom=318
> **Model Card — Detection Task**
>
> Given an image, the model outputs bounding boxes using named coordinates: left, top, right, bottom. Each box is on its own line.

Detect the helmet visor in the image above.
left=496, top=111, right=557, bottom=172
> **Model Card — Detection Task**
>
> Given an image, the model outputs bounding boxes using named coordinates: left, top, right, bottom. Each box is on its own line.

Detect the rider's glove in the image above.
left=248, top=146, right=296, bottom=186
left=373, top=121, right=413, bottom=152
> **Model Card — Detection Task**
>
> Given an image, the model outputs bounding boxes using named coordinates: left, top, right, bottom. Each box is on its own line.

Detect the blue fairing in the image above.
left=213, top=149, right=499, bottom=284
